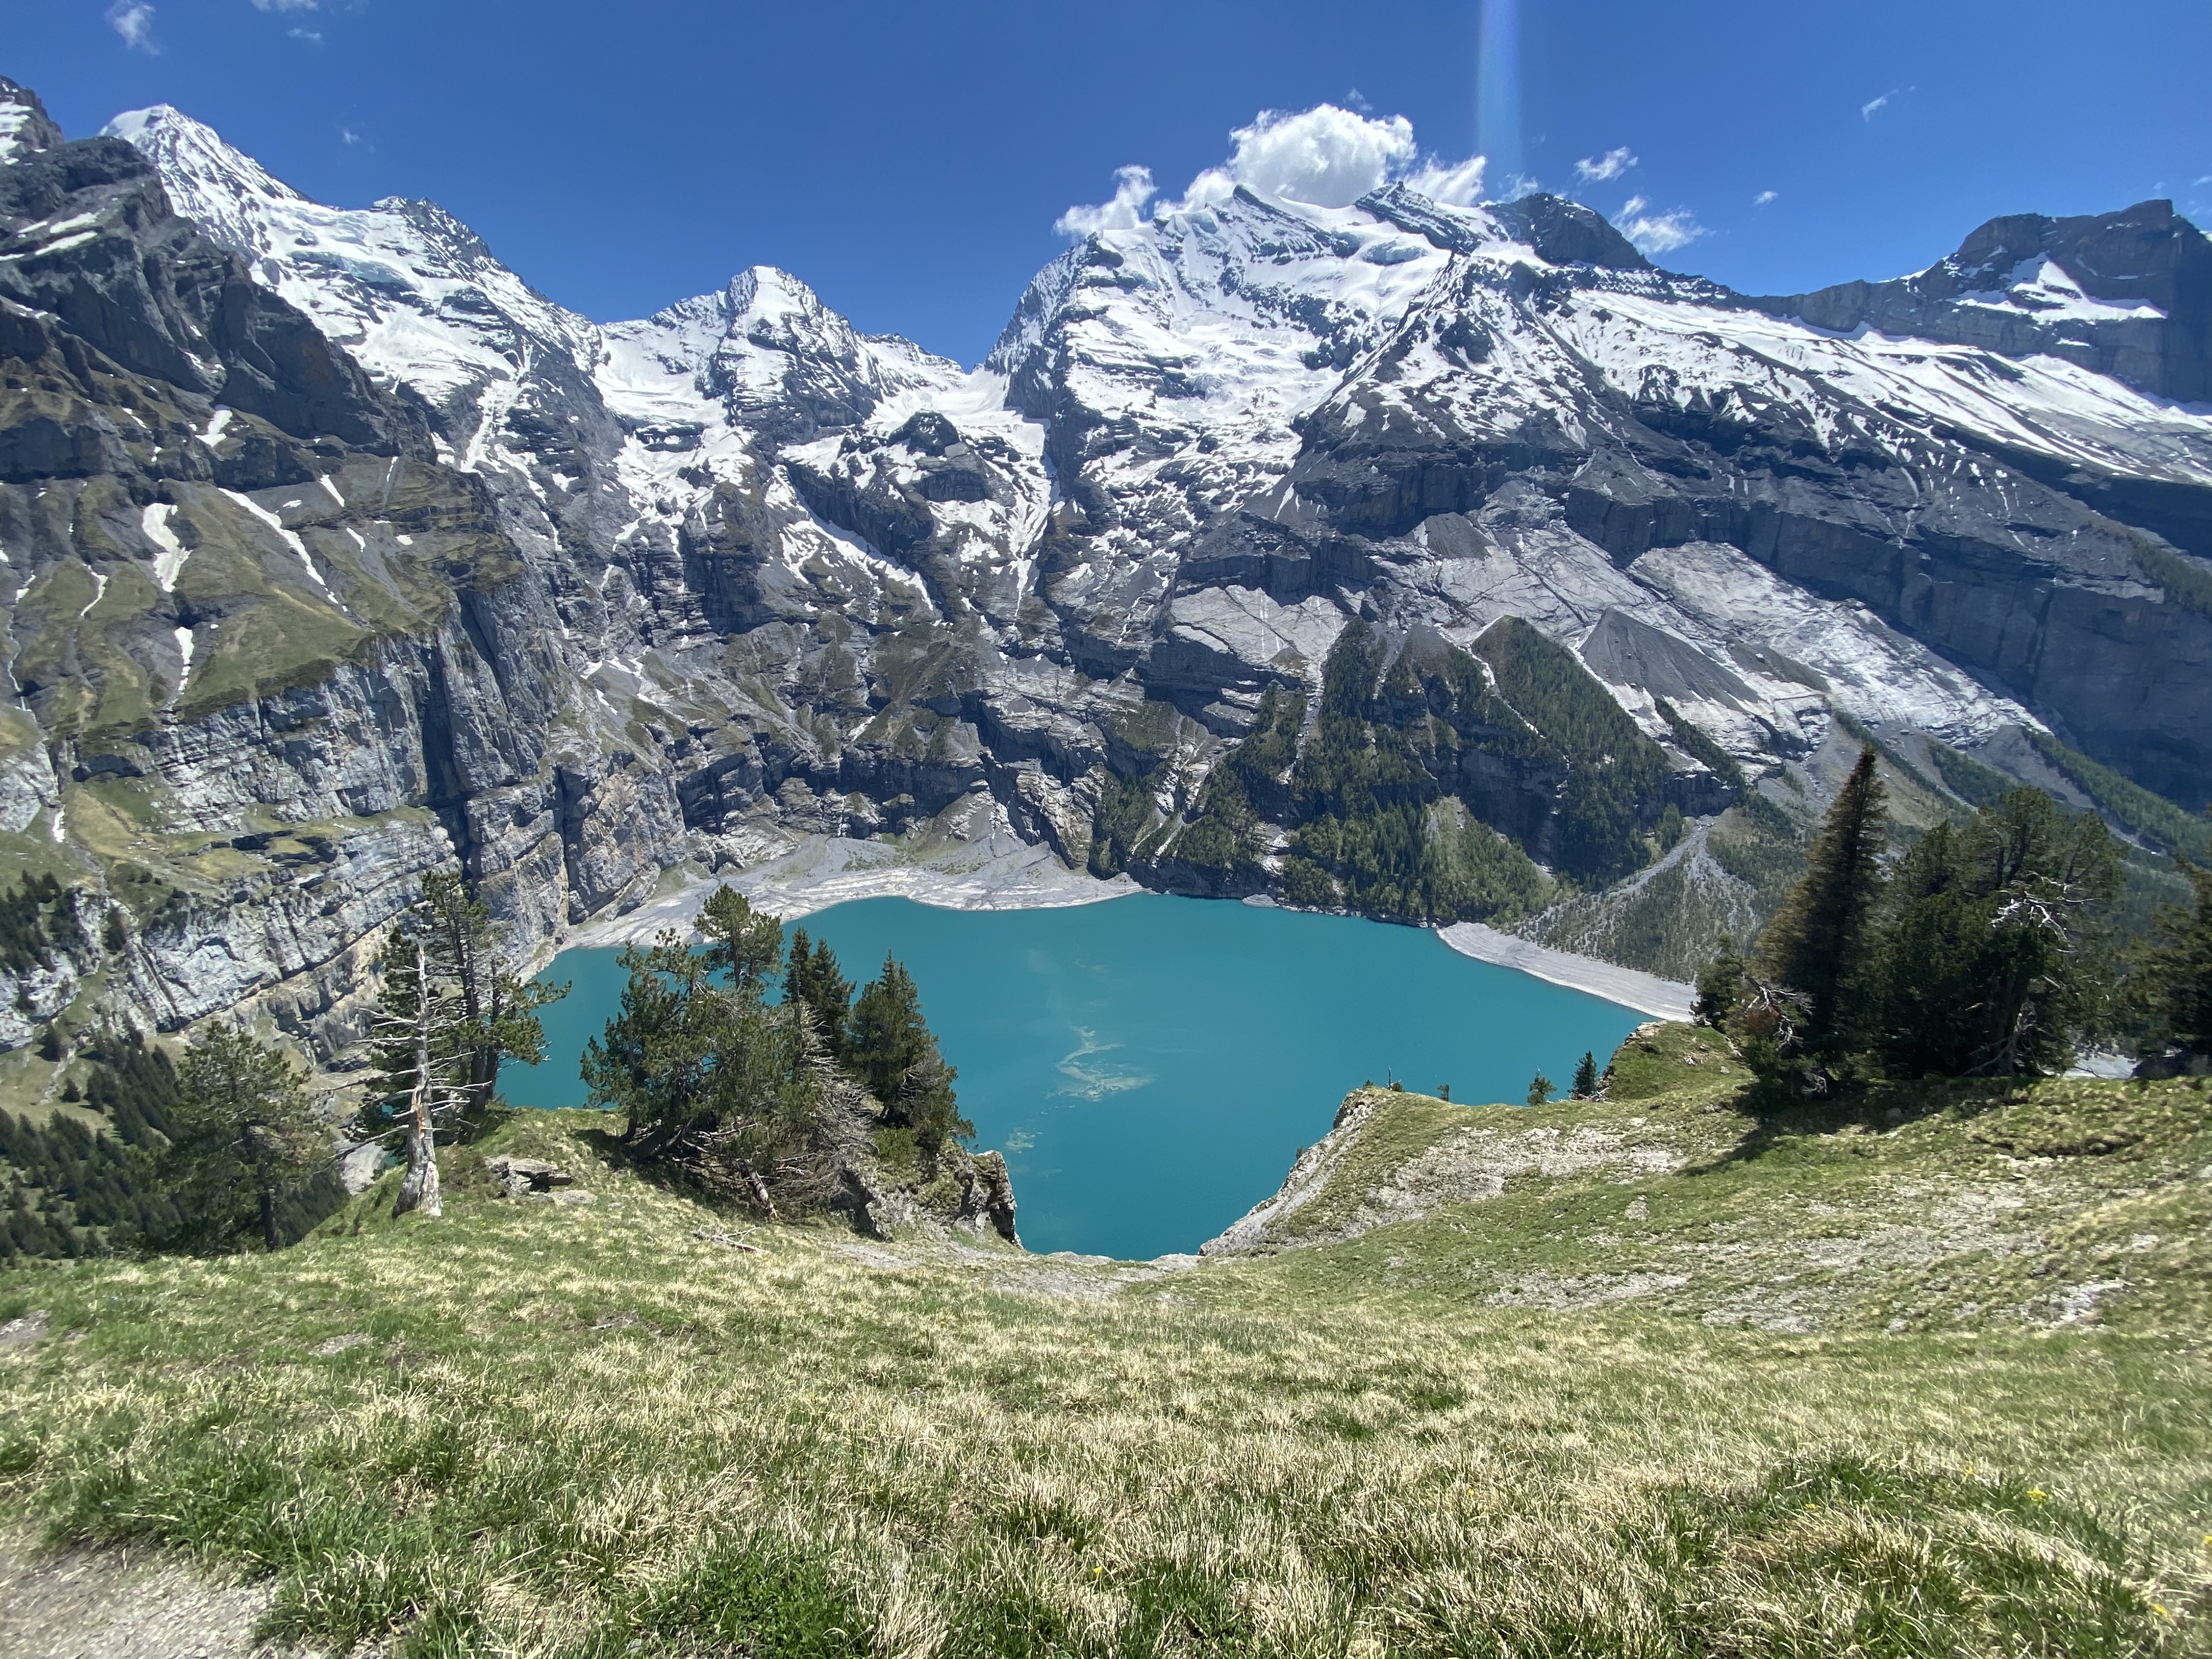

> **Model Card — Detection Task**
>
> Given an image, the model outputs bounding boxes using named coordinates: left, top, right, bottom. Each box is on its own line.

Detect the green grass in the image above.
left=2, top=1069, right=2209, bottom=1657
left=2024, top=730, right=2212, bottom=861
left=2134, top=539, right=2212, bottom=626
left=1926, top=740, right=2017, bottom=810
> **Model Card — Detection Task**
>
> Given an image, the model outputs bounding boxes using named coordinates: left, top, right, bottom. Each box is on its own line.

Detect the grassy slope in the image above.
left=1, top=1063, right=2209, bottom=1657
left=1209, top=1028, right=2210, bottom=1340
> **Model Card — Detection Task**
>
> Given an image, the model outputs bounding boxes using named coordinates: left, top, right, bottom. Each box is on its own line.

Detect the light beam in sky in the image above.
left=1476, top=0, right=1522, bottom=194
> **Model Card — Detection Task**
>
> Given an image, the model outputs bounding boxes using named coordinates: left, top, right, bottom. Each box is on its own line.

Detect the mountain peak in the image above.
left=103, top=104, right=308, bottom=264
left=0, top=77, right=64, bottom=166
left=726, top=263, right=832, bottom=326
left=1487, top=194, right=1652, bottom=272
left=1754, top=195, right=2212, bottom=401
left=370, top=196, right=498, bottom=267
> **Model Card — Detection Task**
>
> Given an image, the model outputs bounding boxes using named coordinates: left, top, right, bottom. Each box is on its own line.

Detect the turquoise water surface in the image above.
left=503, top=894, right=1645, bottom=1260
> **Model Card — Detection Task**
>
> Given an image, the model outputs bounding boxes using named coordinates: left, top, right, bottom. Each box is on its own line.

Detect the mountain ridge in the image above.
left=1, top=72, right=2208, bottom=1056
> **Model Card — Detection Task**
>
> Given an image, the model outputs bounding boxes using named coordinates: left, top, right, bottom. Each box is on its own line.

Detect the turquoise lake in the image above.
left=503, top=894, right=1646, bottom=1260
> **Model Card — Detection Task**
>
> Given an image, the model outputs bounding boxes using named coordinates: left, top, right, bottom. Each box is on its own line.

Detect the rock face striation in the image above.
left=2, top=74, right=2209, bottom=1049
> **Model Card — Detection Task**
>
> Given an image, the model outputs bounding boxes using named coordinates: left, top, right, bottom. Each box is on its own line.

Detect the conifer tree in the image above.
left=1571, top=1051, right=1599, bottom=1098
left=1873, top=789, right=2119, bottom=1077
left=1757, top=747, right=1888, bottom=1046
left=414, top=871, right=564, bottom=1131
left=163, top=1024, right=325, bottom=1252
left=584, top=885, right=834, bottom=1214
left=849, top=953, right=972, bottom=1152
left=2129, top=858, right=2212, bottom=1068
left=363, top=872, right=566, bottom=1217
left=369, top=930, right=469, bottom=1219
left=1693, top=936, right=1748, bottom=1028
left=1526, top=1072, right=1554, bottom=1106
left=783, top=929, right=853, bottom=1062
left=585, top=933, right=736, bottom=1158
left=699, top=884, right=782, bottom=995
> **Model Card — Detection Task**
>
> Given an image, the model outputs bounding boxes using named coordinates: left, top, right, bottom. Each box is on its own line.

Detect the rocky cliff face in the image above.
left=0, top=81, right=685, bottom=1049
left=2, top=73, right=2209, bottom=1051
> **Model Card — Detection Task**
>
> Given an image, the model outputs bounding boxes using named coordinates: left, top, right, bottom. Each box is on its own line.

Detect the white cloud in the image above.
left=1057, top=103, right=1491, bottom=236
left=1054, top=165, right=1156, bottom=238
left=1182, top=104, right=1419, bottom=211
left=1575, top=146, right=1637, bottom=184
left=1861, top=87, right=1905, bottom=120
left=251, top=0, right=320, bottom=10
left=340, top=127, right=362, bottom=145
left=289, top=26, right=322, bottom=41
left=106, top=0, right=160, bottom=52
left=1753, top=189, right=1779, bottom=207
left=1404, top=154, right=1487, bottom=207
left=1616, top=195, right=1705, bottom=256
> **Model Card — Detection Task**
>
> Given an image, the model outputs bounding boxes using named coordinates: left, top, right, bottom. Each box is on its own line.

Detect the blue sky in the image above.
left=8, top=0, right=2210, bottom=366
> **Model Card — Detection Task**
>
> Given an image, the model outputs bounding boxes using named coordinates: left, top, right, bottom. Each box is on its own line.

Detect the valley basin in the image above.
left=505, top=893, right=1650, bottom=1260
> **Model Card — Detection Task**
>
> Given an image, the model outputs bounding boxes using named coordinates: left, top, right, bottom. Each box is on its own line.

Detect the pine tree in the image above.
left=586, top=935, right=736, bottom=1158
left=784, top=929, right=853, bottom=1062
left=1873, top=790, right=2120, bottom=1077
left=849, top=953, right=972, bottom=1153
left=1526, top=1073, right=1554, bottom=1107
left=367, top=930, right=468, bottom=1219
left=699, top=885, right=782, bottom=995
left=1692, top=936, right=1748, bottom=1028
left=362, top=871, right=567, bottom=1216
left=2129, top=857, right=2212, bottom=1068
left=584, top=885, right=834, bottom=1214
left=1571, top=1051, right=1599, bottom=1098
left=1758, top=747, right=1888, bottom=1047
left=413, top=871, right=565, bottom=1131
left=162, top=1024, right=325, bottom=1252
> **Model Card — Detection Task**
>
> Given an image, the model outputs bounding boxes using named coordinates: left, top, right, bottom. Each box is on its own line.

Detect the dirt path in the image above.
left=0, top=1532, right=315, bottom=1659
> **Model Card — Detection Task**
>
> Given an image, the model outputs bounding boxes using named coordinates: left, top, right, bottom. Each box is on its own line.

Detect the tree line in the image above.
left=5, top=871, right=973, bottom=1260
left=1692, top=748, right=2211, bottom=1097
left=1166, top=618, right=1678, bottom=926
left=0, top=1022, right=354, bottom=1261
left=582, top=887, right=969, bottom=1212
left=1, top=869, right=557, bottom=1259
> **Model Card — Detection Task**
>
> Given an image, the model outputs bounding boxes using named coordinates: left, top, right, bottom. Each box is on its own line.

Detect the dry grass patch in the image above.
left=1, top=1109, right=2207, bottom=1656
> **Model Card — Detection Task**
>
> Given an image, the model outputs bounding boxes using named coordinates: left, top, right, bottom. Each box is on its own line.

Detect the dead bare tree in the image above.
left=365, top=932, right=476, bottom=1220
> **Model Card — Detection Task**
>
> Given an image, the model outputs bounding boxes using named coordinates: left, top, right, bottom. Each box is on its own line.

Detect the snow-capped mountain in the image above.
left=3, top=72, right=2209, bottom=1046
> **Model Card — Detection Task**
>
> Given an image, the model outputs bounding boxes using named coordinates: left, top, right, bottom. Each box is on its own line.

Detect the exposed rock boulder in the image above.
left=483, top=1154, right=577, bottom=1197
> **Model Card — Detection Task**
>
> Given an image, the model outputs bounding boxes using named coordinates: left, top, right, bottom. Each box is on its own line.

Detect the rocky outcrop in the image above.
left=1204, top=1083, right=1696, bottom=1256
left=483, top=1154, right=577, bottom=1197
left=838, top=1141, right=1022, bottom=1246
left=1750, top=199, right=2212, bottom=405
left=793, top=1073, right=1020, bottom=1245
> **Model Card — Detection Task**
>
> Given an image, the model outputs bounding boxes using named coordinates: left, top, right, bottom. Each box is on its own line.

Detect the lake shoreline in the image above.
left=1434, top=922, right=1696, bottom=1022
left=563, top=833, right=1692, bottom=1025
left=564, top=829, right=1139, bottom=950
